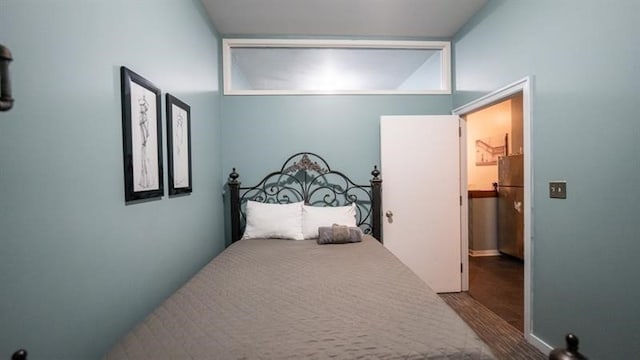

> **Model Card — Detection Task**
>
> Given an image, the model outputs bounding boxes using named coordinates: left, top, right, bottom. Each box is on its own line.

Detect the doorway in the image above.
left=453, top=77, right=533, bottom=342
left=464, top=93, right=524, bottom=332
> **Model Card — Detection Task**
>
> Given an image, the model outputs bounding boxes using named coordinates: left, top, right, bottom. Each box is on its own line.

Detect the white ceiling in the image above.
left=201, top=0, right=488, bottom=38
left=202, top=0, right=487, bottom=92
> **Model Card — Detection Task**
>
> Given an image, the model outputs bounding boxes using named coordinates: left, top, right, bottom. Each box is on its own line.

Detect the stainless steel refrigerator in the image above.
left=497, top=154, right=524, bottom=260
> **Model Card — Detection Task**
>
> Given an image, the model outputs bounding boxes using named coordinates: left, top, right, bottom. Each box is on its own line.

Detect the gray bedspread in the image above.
left=105, top=236, right=494, bottom=359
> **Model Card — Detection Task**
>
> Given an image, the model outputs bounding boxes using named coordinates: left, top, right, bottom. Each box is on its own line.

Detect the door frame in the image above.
left=452, top=76, right=534, bottom=341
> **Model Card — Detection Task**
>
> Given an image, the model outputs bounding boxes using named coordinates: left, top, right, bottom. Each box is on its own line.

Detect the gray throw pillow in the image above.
left=317, top=225, right=362, bottom=244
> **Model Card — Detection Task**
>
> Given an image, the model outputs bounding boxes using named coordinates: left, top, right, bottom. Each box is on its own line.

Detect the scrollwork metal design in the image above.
left=236, top=152, right=375, bottom=236
left=281, top=153, right=328, bottom=175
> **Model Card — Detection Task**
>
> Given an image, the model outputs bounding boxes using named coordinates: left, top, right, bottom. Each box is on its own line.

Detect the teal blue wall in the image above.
left=0, top=1, right=224, bottom=358
left=5, top=0, right=637, bottom=358
left=221, top=95, right=452, bottom=185
left=454, top=1, right=640, bottom=357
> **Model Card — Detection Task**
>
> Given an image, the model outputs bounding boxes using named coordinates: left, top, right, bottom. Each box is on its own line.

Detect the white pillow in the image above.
left=242, top=201, right=304, bottom=240
left=302, top=204, right=357, bottom=239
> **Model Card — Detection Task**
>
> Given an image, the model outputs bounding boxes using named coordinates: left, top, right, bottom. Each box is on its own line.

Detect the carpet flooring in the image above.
left=440, top=292, right=546, bottom=360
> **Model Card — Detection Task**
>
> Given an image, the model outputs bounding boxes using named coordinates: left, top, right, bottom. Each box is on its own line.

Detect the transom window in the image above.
left=223, top=39, right=451, bottom=95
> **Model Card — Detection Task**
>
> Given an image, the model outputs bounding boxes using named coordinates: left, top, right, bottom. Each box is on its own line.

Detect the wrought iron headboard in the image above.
left=227, top=152, right=382, bottom=243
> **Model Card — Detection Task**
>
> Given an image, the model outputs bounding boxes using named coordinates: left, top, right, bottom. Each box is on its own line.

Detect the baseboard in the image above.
left=527, top=332, right=553, bottom=355
left=468, top=249, right=501, bottom=257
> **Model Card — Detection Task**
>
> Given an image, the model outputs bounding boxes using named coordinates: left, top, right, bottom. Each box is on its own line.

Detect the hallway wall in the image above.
left=454, top=1, right=640, bottom=357
left=0, top=1, right=224, bottom=358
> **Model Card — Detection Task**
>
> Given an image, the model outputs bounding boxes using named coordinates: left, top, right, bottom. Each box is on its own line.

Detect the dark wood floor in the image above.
left=440, top=255, right=546, bottom=359
left=469, top=255, right=524, bottom=332
left=440, top=292, right=545, bottom=360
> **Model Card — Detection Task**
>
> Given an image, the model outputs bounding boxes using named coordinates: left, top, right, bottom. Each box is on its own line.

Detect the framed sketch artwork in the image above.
left=120, top=66, right=164, bottom=201
left=475, top=134, right=506, bottom=166
left=166, top=94, right=192, bottom=195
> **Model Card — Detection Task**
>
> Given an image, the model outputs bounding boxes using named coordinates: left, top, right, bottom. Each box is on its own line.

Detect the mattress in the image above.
left=105, top=236, right=494, bottom=359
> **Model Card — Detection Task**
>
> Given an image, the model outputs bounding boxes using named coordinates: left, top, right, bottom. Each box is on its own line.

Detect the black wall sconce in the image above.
left=0, top=44, right=14, bottom=112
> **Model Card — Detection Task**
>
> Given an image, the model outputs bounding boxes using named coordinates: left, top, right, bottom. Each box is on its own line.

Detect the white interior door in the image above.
left=380, top=115, right=461, bottom=293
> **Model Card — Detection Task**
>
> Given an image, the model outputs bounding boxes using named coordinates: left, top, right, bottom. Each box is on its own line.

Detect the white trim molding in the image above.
left=469, top=249, right=501, bottom=257
left=453, top=76, right=536, bottom=346
left=222, top=38, right=451, bottom=95
left=529, top=333, right=553, bottom=355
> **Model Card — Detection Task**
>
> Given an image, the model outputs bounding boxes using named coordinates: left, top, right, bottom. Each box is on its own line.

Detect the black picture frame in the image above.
left=166, top=94, right=192, bottom=195
left=120, top=66, right=163, bottom=201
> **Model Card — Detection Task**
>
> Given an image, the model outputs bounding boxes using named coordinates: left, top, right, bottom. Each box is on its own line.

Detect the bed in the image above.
left=104, top=152, right=495, bottom=359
